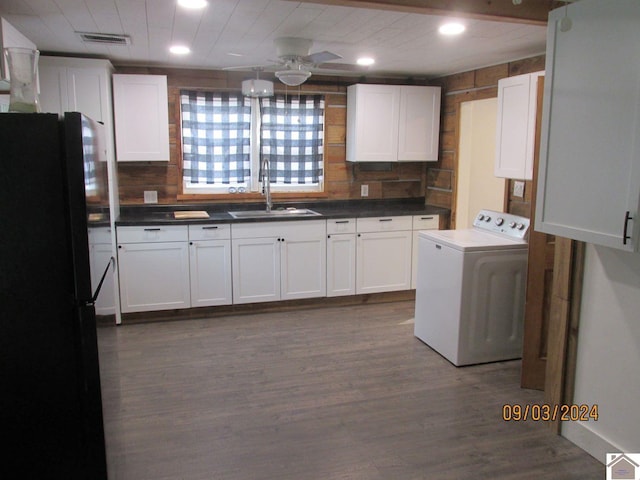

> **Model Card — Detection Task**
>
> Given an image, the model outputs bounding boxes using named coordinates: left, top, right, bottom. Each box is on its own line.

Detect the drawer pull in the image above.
left=420, top=216, right=434, bottom=220
left=623, top=211, right=633, bottom=245
left=202, top=226, right=219, bottom=230
left=335, top=220, right=350, bottom=224
left=379, top=218, right=393, bottom=222
left=144, top=228, right=161, bottom=232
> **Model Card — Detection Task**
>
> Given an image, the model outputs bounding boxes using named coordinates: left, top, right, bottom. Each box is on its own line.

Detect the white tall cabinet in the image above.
left=536, top=0, right=640, bottom=251
left=112, top=74, right=170, bottom=162
left=346, top=84, right=441, bottom=162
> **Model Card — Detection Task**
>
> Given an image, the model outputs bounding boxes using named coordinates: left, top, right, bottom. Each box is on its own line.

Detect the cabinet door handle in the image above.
left=202, top=226, right=218, bottom=230
left=144, top=228, right=161, bottom=232
left=623, top=211, right=633, bottom=245
left=379, top=218, right=393, bottom=222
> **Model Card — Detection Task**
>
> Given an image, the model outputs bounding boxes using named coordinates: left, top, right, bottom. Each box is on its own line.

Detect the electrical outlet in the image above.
left=361, top=184, right=369, bottom=197
left=513, top=181, right=525, bottom=199
left=144, top=190, right=158, bottom=204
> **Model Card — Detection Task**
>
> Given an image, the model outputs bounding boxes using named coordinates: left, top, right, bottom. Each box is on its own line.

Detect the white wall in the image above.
left=456, top=98, right=505, bottom=229
left=562, top=244, right=640, bottom=462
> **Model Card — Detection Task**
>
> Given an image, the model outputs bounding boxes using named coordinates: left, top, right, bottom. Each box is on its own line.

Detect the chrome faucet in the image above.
left=261, top=157, right=272, bottom=212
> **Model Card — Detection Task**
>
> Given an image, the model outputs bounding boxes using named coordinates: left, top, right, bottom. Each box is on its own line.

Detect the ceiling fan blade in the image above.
left=304, top=51, right=342, bottom=64
left=222, top=63, right=279, bottom=72
left=313, top=62, right=368, bottom=72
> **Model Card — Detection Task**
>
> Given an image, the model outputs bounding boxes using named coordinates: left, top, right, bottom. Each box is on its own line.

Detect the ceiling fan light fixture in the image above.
left=275, top=69, right=311, bottom=86
left=242, top=78, right=274, bottom=97
left=357, top=57, right=375, bottom=66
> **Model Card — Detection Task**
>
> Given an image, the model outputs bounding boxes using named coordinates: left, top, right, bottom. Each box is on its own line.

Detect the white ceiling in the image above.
left=0, top=0, right=548, bottom=79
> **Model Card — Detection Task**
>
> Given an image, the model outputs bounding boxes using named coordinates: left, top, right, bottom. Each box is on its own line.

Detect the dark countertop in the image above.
left=115, top=198, right=450, bottom=226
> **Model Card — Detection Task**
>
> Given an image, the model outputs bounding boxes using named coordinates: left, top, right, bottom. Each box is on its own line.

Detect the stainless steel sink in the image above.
left=228, top=208, right=321, bottom=219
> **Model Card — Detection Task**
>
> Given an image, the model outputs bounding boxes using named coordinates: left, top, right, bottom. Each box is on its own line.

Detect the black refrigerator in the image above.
left=0, top=112, right=109, bottom=479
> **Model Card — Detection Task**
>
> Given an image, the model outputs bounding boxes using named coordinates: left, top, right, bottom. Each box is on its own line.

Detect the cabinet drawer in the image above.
left=356, top=216, right=412, bottom=233
left=412, top=214, right=439, bottom=230
left=188, top=224, right=231, bottom=241
left=117, top=225, right=188, bottom=243
left=88, top=226, right=112, bottom=245
left=327, top=218, right=356, bottom=234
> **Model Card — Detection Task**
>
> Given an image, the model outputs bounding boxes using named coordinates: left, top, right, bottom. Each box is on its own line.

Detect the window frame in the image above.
left=180, top=90, right=325, bottom=196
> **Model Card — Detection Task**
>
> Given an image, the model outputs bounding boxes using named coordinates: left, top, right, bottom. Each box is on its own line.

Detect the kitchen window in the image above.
left=180, top=90, right=324, bottom=194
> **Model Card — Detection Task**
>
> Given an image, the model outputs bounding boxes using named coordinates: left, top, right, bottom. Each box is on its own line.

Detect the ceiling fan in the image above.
left=228, top=37, right=364, bottom=87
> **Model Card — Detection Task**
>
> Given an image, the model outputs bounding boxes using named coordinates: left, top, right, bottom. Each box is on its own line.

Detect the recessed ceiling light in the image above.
left=439, top=22, right=466, bottom=35
left=170, top=45, right=191, bottom=55
left=177, top=0, right=207, bottom=9
left=357, top=57, right=375, bottom=66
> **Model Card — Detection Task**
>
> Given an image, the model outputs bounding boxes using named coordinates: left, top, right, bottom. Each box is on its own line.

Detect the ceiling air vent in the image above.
left=77, top=32, right=131, bottom=46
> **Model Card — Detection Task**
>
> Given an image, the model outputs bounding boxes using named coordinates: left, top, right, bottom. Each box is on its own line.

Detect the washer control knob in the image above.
left=495, top=218, right=504, bottom=226
left=509, top=221, right=517, bottom=228
left=517, top=223, right=525, bottom=230
left=477, top=214, right=485, bottom=221
left=484, top=216, right=491, bottom=222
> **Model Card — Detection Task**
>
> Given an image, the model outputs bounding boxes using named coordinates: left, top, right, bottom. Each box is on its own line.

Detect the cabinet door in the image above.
left=280, top=233, right=327, bottom=300
left=327, top=233, right=356, bottom=297
left=189, top=239, right=232, bottom=307
left=118, top=241, right=190, bottom=313
left=90, top=242, right=115, bottom=315
left=38, top=64, right=68, bottom=115
left=411, top=215, right=440, bottom=289
left=397, top=86, right=441, bottom=162
left=112, top=74, right=170, bottom=162
left=347, top=84, right=400, bottom=162
left=495, top=72, right=542, bottom=180
left=232, top=237, right=280, bottom=304
left=356, top=231, right=412, bottom=294
left=536, top=1, right=640, bottom=251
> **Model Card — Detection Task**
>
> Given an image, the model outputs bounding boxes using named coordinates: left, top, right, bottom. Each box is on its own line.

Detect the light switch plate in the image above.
left=361, top=184, right=369, bottom=197
left=513, top=181, right=525, bottom=198
left=144, top=190, right=158, bottom=204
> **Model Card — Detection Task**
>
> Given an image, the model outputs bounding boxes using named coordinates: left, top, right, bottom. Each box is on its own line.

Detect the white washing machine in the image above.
left=414, top=210, right=529, bottom=366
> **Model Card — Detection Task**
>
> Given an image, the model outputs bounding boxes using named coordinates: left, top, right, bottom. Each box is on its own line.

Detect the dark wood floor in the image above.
left=97, top=301, right=604, bottom=480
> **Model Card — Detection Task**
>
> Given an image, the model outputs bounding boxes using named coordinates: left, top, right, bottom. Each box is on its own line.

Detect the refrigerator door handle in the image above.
left=89, top=256, right=114, bottom=305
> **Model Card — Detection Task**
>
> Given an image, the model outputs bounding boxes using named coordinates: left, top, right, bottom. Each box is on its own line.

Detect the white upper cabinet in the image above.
left=536, top=0, right=640, bottom=251
left=39, top=57, right=115, bottom=163
left=346, top=84, right=441, bottom=162
left=495, top=71, right=543, bottom=180
left=112, top=74, right=170, bottom=162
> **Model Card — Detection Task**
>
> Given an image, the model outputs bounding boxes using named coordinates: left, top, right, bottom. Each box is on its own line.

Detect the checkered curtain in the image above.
left=180, top=90, right=251, bottom=185
left=259, top=95, right=324, bottom=184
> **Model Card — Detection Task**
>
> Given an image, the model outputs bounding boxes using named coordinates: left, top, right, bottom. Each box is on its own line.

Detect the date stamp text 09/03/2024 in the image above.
left=502, top=404, right=599, bottom=422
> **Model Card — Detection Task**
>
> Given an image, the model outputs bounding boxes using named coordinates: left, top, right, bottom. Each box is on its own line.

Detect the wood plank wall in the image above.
left=114, top=67, right=428, bottom=206
left=427, top=55, right=546, bottom=226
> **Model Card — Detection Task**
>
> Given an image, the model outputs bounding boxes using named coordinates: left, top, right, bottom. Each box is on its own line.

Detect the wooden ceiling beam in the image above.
left=288, top=0, right=567, bottom=25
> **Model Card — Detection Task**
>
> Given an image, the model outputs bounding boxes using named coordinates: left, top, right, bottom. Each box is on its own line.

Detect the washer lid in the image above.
left=418, top=229, right=528, bottom=252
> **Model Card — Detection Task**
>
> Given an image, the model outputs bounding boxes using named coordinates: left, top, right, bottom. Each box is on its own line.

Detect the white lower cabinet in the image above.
left=231, top=220, right=326, bottom=304
left=117, top=226, right=190, bottom=313
left=327, top=219, right=357, bottom=297
left=189, top=225, right=232, bottom=307
left=411, top=214, right=440, bottom=289
left=356, top=217, right=413, bottom=294
left=88, top=227, right=116, bottom=315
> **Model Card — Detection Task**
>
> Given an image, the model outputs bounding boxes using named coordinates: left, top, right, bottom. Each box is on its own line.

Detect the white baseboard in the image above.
left=562, top=421, right=621, bottom=465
